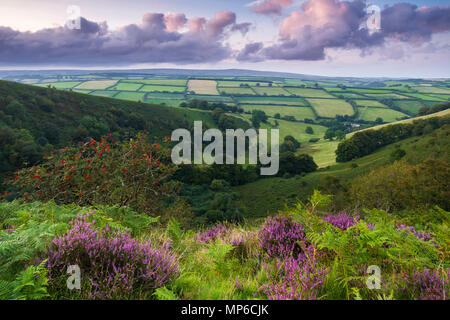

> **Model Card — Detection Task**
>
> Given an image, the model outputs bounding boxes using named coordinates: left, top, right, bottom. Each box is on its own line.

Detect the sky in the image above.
left=0, top=0, right=449, bottom=77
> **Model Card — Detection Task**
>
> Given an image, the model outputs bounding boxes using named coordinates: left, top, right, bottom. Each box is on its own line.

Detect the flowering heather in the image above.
left=44, top=212, right=179, bottom=299
left=322, top=213, right=359, bottom=230
left=195, top=224, right=229, bottom=244
left=402, top=268, right=449, bottom=300
left=258, top=216, right=306, bottom=258
left=396, top=224, right=435, bottom=244
left=260, top=251, right=328, bottom=300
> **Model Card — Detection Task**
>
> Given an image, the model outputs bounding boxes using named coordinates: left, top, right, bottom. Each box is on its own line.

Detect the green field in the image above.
left=412, top=86, right=450, bottom=94
left=115, top=91, right=147, bottom=101
left=364, top=93, right=411, bottom=99
left=123, top=79, right=187, bottom=86
left=144, top=98, right=183, bottom=107
left=37, top=81, right=81, bottom=89
left=108, top=82, right=143, bottom=91
left=252, top=87, right=291, bottom=96
left=139, top=85, right=186, bottom=93
left=401, top=92, right=445, bottom=101
left=217, top=81, right=274, bottom=87
left=90, top=90, right=119, bottom=97
left=284, top=88, right=335, bottom=98
left=236, top=96, right=306, bottom=106
left=358, top=107, right=409, bottom=122
left=241, top=105, right=316, bottom=120
left=145, top=92, right=185, bottom=99
left=353, top=99, right=388, bottom=107
left=218, top=87, right=256, bottom=95
left=307, top=98, right=354, bottom=118
left=394, top=100, right=424, bottom=114
left=188, top=95, right=234, bottom=103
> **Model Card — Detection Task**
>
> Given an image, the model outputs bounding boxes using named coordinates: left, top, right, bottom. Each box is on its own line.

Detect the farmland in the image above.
left=307, top=98, right=354, bottom=117
left=187, top=79, right=218, bottom=95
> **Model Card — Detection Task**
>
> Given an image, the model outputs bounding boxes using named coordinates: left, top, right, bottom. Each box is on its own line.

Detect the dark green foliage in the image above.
left=278, top=152, right=318, bottom=177
left=336, top=115, right=449, bottom=162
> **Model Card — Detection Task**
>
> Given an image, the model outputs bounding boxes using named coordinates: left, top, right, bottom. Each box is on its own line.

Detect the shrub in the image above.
left=195, top=224, right=229, bottom=244
left=259, top=247, right=328, bottom=300
left=400, top=267, right=449, bottom=300
left=322, top=213, right=360, bottom=230
left=7, top=133, right=178, bottom=216
left=44, top=213, right=178, bottom=299
left=258, top=216, right=306, bottom=258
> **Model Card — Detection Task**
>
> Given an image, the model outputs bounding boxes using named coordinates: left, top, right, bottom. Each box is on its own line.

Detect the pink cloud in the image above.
left=251, top=0, right=292, bottom=16
left=164, top=13, right=187, bottom=32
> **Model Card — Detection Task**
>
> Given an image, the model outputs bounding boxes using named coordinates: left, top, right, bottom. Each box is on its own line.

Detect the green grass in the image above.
left=358, top=107, right=409, bottom=122
left=139, top=85, right=186, bottom=93
left=90, top=90, right=119, bottom=97
left=188, top=95, right=234, bottom=103
left=412, top=86, right=450, bottom=94
left=235, top=126, right=449, bottom=218
left=364, top=93, right=411, bottom=99
left=283, top=88, right=335, bottom=98
left=219, top=87, right=256, bottom=95
left=241, top=105, right=316, bottom=120
left=115, top=91, right=147, bottom=101
left=262, top=118, right=327, bottom=143
left=353, top=100, right=388, bottom=107
left=38, top=81, right=82, bottom=89
left=252, top=87, right=291, bottom=96
left=307, top=99, right=354, bottom=118
left=217, top=81, right=274, bottom=87
left=236, top=96, right=307, bottom=106
left=143, top=99, right=183, bottom=107
left=75, top=80, right=118, bottom=90
left=123, top=79, right=187, bottom=86
left=394, top=100, right=424, bottom=114
left=145, top=92, right=185, bottom=99
left=108, top=82, right=143, bottom=91
left=401, top=93, right=446, bottom=101
left=298, top=140, right=341, bottom=168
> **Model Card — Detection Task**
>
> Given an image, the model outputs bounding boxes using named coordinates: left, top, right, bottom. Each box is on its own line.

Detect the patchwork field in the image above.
left=402, top=93, right=446, bottom=101
left=241, top=105, right=316, bottom=120
left=108, top=82, right=143, bottom=91
left=115, top=91, right=146, bottom=101
left=38, top=81, right=81, bottom=89
left=252, top=87, right=291, bottom=96
left=219, top=87, right=256, bottom=95
left=284, top=88, right=335, bottom=98
left=353, top=99, right=388, bottom=107
left=394, top=100, right=424, bottom=114
left=236, top=96, right=307, bottom=106
left=123, top=79, right=187, bottom=86
left=412, top=86, right=450, bottom=94
left=307, top=98, right=354, bottom=117
left=187, top=80, right=218, bottom=95
left=364, top=93, right=411, bottom=99
left=217, top=81, right=274, bottom=87
left=139, top=85, right=186, bottom=93
left=90, top=90, right=119, bottom=97
left=75, top=80, right=118, bottom=90
left=358, top=107, right=409, bottom=122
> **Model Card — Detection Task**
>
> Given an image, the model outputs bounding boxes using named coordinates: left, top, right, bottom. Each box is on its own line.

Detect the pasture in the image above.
left=353, top=99, right=388, bottom=107
left=358, top=107, right=409, bottom=122
left=108, top=82, right=143, bottom=91
left=115, top=91, right=146, bottom=101
left=187, top=80, right=218, bottom=95
left=284, top=88, right=336, bottom=98
left=236, top=96, right=307, bottom=106
left=75, top=80, right=118, bottom=90
left=219, top=87, right=256, bottom=95
left=307, top=98, right=354, bottom=118
left=139, top=85, right=186, bottom=93
left=241, top=105, right=316, bottom=120
left=252, top=87, right=291, bottom=96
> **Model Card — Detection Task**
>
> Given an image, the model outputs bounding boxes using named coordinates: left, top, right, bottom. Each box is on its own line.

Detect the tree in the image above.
left=251, top=110, right=268, bottom=128
left=335, top=130, right=346, bottom=141
left=305, top=126, right=314, bottom=134
left=274, top=113, right=281, bottom=119
left=324, top=129, right=336, bottom=141
left=278, top=152, right=317, bottom=176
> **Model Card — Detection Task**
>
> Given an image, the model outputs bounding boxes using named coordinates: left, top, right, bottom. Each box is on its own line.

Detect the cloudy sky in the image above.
left=0, top=0, right=449, bottom=77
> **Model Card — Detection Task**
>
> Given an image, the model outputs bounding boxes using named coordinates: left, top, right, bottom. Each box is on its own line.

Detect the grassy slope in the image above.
left=0, top=80, right=216, bottom=141
left=234, top=124, right=450, bottom=218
